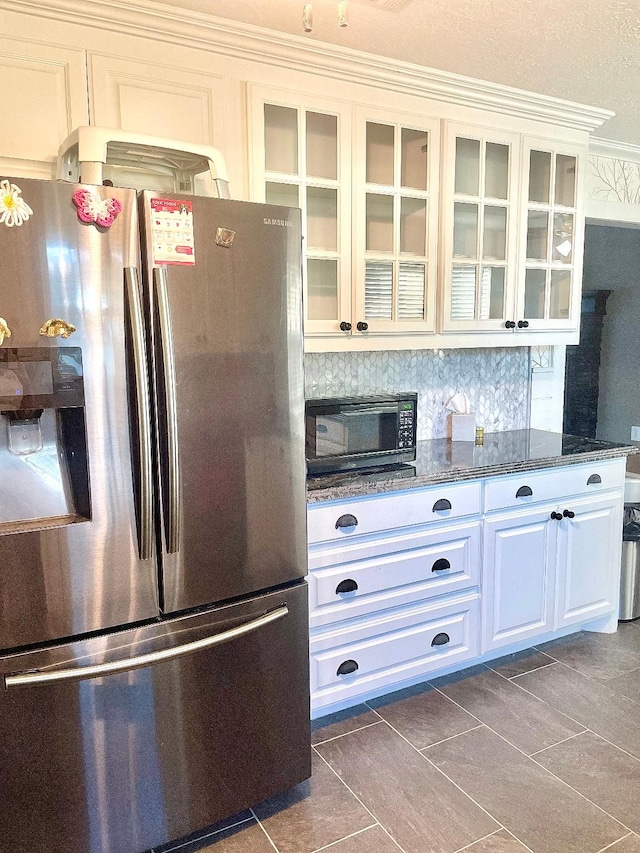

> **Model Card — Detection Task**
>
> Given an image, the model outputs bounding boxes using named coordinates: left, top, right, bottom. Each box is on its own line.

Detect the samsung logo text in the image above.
left=263, top=218, right=293, bottom=227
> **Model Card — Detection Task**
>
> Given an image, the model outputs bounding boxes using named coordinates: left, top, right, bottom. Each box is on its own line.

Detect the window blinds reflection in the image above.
left=364, top=261, right=393, bottom=319
left=451, top=265, right=477, bottom=320
left=398, top=263, right=425, bottom=320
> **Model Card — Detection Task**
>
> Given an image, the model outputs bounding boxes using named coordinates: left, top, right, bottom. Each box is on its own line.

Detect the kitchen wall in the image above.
left=305, top=348, right=530, bottom=440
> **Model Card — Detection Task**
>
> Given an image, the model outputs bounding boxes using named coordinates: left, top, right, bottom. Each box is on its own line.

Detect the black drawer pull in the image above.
left=516, top=485, right=533, bottom=498
left=550, top=511, right=562, bottom=520
left=335, top=514, right=358, bottom=530
left=563, top=509, right=575, bottom=519
left=432, top=558, right=451, bottom=573
left=431, top=632, right=450, bottom=647
left=336, top=578, right=358, bottom=594
left=337, top=659, right=359, bottom=676
left=587, top=474, right=602, bottom=485
left=433, top=498, right=452, bottom=512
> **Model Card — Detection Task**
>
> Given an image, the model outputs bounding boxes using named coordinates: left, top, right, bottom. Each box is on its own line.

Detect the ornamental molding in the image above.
left=589, top=136, right=640, bottom=163
left=0, top=0, right=614, bottom=132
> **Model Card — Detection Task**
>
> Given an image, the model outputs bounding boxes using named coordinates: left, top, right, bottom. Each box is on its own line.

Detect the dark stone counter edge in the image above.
left=307, top=446, right=637, bottom=504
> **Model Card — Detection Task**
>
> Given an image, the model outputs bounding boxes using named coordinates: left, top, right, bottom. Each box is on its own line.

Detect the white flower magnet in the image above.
left=0, top=179, right=33, bottom=227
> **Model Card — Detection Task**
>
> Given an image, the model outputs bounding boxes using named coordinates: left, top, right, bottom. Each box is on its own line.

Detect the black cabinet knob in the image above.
left=432, top=558, right=451, bottom=573
left=563, top=509, right=575, bottom=519
left=550, top=511, right=562, bottom=520
left=516, top=485, right=533, bottom=498
left=432, top=498, right=452, bottom=512
left=336, top=578, right=358, bottom=594
left=339, top=321, right=352, bottom=332
left=587, top=474, right=602, bottom=485
left=505, top=320, right=516, bottom=329
left=431, top=632, right=450, bottom=647
left=356, top=321, right=369, bottom=332
left=517, top=320, right=530, bottom=329
left=335, top=514, right=358, bottom=530
left=337, top=659, right=359, bottom=676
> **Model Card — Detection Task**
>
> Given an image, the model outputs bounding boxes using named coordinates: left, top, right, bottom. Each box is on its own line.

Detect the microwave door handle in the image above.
left=339, top=406, right=398, bottom=416
left=124, top=267, right=154, bottom=561
left=153, top=266, right=181, bottom=555
left=4, top=605, right=289, bottom=688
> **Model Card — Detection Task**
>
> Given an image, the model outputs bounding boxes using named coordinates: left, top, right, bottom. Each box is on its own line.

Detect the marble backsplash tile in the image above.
left=305, top=348, right=530, bottom=440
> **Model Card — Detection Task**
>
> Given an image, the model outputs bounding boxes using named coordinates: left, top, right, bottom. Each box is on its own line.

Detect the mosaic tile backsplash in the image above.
left=305, top=348, right=531, bottom=440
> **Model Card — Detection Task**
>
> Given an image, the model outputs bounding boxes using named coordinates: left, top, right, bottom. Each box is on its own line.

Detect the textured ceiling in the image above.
left=148, top=0, right=640, bottom=145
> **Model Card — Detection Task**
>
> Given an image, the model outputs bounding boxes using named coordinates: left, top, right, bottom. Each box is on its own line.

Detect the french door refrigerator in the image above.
left=0, top=178, right=309, bottom=853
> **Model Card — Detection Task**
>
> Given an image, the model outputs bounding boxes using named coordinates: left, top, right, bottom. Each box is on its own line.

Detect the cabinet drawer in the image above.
left=310, top=594, right=479, bottom=712
left=307, top=480, right=481, bottom=545
left=483, top=458, right=625, bottom=513
left=308, top=521, right=480, bottom=628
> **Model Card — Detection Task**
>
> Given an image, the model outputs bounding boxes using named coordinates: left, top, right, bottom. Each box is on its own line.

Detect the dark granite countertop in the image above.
left=306, top=430, right=638, bottom=504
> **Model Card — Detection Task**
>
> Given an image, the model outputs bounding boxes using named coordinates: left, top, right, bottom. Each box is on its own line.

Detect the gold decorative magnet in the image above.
left=39, top=318, right=76, bottom=339
left=0, top=317, right=11, bottom=346
left=215, top=228, right=236, bottom=248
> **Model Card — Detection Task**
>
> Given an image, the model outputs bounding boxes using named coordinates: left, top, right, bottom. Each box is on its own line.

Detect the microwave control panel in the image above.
left=398, top=401, right=416, bottom=449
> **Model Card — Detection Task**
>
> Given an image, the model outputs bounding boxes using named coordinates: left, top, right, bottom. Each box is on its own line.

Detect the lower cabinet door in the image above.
left=555, top=493, right=623, bottom=628
left=482, top=507, right=557, bottom=653
left=310, top=593, right=479, bottom=714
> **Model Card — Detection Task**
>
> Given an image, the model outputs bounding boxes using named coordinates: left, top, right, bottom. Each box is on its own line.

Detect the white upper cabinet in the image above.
left=251, top=90, right=440, bottom=343
left=0, top=38, right=88, bottom=178
left=518, top=137, right=585, bottom=333
left=88, top=53, right=227, bottom=148
left=353, top=108, right=439, bottom=337
left=1, top=5, right=608, bottom=351
left=249, top=87, right=352, bottom=336
left=441, top=123, right=521, bottom=334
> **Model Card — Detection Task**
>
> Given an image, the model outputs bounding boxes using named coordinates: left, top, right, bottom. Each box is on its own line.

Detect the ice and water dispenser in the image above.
left=0, top=346, right=90, bottom=529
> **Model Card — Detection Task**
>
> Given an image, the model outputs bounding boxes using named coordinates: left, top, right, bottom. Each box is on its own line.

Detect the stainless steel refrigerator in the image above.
left=0, top=178, right=310, bottom=853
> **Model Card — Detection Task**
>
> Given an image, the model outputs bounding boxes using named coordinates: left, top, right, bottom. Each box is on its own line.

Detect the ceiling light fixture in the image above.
left=303, top=2, right=348, bottom=33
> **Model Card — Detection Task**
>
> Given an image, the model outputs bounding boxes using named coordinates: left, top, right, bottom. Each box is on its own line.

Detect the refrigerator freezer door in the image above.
left=0, top=179, right=159, bottom=649
left=142, top=194, right=307, bottom=613
left=0, top=582, right=310, bottom=853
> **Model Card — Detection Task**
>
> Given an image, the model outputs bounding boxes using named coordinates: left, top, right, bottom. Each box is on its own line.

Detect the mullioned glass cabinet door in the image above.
left=517, top=137, right=585, bottom=332
left=441, top=123, right=521, bottom=333
left=249, top=86, right=352, bottom=336
left=352, top=107, right=440, bottom=336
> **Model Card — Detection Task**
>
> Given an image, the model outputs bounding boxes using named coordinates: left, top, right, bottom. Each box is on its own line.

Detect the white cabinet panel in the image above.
left=310, top=594, right=479, bottom=712
left=482, top=508, right=556, bottom=652
left=307, top=480, right=482, bottom=545
left=0, top=38, right=88, bottom=174
left=484, top=458, right=626, bottom=513
left=88, top=54, right=226, bottom=147
left=556, top=494, right=623, bottom=628
left=308, top=520, right=480, bottom=627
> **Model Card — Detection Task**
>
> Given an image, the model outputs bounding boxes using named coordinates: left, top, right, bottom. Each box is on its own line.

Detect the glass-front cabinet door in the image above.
left=517, top=138, right=584, bottom=331
left=441, top=124, right=520, bottom=332
left=352, top=108, right=440, bottom=336
left=249, top=87, right=352, bottom=336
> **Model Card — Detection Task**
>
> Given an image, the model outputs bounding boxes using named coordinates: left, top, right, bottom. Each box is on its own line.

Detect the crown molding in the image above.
left=589, top=136, right=640, bottom=162
left=1, top=0, right=614, bottom=132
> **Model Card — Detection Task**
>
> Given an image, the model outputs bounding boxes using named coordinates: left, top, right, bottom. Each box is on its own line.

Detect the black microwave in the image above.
left=305, top=393, right=418, bottom=475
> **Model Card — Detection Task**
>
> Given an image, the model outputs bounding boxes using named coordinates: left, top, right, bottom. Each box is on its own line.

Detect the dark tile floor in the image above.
left=160, top=621, right=640, bottom=853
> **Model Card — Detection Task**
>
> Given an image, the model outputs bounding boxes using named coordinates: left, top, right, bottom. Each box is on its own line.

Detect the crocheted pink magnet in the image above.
left=72, top=189, right=122, bottom=228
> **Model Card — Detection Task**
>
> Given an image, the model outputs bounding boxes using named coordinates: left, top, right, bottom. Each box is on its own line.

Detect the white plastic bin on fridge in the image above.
left=56, top=126, right=231, bottom=197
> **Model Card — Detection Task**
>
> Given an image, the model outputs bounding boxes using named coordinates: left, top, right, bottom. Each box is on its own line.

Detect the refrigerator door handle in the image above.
left=153, top=265, right=181, bottom=554
left=125, top=266, right=154, bottom=561
left=4, top=604, right=289, bottom=689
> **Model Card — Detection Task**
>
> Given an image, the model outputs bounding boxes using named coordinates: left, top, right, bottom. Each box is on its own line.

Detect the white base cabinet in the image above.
left=307, top=456, right=626, bottom=717
left=482, top=507, right=556, bottom=651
